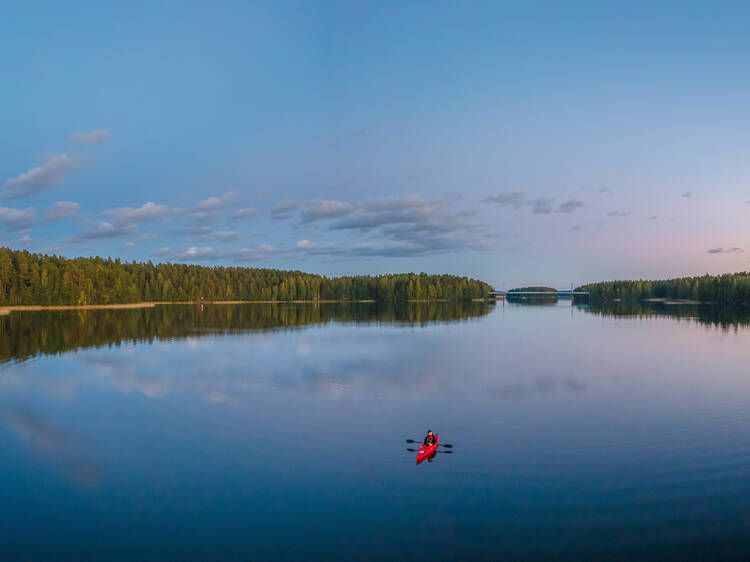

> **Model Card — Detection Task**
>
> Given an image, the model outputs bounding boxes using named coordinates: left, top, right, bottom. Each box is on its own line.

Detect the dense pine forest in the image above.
left=577, top=273, right=750, bottom=305
left=0, top=248, right=492, bottom=306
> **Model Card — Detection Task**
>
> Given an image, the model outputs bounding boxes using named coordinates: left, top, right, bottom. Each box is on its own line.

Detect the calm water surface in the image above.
left=2, top=301, right=750, bottom=560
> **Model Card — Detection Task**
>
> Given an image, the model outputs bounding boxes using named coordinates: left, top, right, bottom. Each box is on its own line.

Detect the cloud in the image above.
left=230, top=244, right=275, bottom=261
left=195, top=192, right=238, bottom=212
left=300, top=200, right=356, bottom=223
left=287, top=195, right=491, bottom=257
left=177, top=246, right=219, bottom=260
left=557, top=199, right=585, bottom=213
left=208, top=229, right=240, bottom=242
left=0, top=206, right=35, bottom=231
left=3, top=154, right=78, bottom=200
left=152, top=246, right=171, bottom=257
left=598, top=187, right=612, bottom=195
left=569, top=224, right=582, bottom=231
left=69, top=221, right=135, bottom=242
left=174, top=224, right=242, bottom=242
left=482, top=191, right=526, bottom=207
left=707, top=247, right=743, bottom=254
left=232, top=207, right=257, bottom=220
left=607, top=210, right=632, bottom=217
left=329, top=196, right=448, bottom=230
left=682, top=191, right=692, bottom=198
left=648, top=215, right=659, bottom=220
left=182, top=191, right=238, bottom=224
left=69, top=130, right=109, bottom=145
left=16, top=234, right=33, bottom=247
left=484, top=192, right=584, bottom=215
left=105, top=201, right=170, bottom=225
left=292, top=236, right=491, bottom=259
left=272, top=200, right=300, bottom=218
left=46, top=201, right=80, bottom=220
left=121, top=241, right=136, bottom=249
left=527, top=197, right=556, bottom=214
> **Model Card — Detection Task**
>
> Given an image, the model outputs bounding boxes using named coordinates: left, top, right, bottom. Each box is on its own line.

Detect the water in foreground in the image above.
left=2, top=300, right=750, bottom=560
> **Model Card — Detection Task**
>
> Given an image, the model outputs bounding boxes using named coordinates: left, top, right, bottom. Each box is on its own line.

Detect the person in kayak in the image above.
left=423, top=430, right=437, bottom=447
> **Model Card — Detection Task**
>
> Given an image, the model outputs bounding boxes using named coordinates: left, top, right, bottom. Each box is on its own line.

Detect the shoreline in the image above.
left=0, top=297, right=497, bottom=316
left=0, top=299, right=379, bottom=315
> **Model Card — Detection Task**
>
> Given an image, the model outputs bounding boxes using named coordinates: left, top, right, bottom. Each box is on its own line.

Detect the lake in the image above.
left=2, top=300, right=750, bottom=560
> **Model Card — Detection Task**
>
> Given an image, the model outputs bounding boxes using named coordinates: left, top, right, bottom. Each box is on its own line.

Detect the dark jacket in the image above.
left=423, top=434, right=436, bottom=446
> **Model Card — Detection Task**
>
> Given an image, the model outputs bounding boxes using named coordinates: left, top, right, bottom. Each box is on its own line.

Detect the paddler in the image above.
left=423, top=430, right=437, bottom=447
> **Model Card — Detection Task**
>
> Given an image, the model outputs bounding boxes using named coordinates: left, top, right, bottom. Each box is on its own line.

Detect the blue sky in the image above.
left=3, top=1, right=750, bottom=287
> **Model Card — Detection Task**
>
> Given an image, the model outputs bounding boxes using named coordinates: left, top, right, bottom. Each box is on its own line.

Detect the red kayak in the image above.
left=416, top=434, right=439, bottom=465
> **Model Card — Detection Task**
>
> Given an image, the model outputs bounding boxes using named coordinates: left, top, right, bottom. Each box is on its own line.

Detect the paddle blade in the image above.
left=406, top=448, right=417, bottom=452
left=440, top=450, right=453, bottom=454
left=440, top=443, right=453, bottom=448
left=406, top=439, right=420, bottom=444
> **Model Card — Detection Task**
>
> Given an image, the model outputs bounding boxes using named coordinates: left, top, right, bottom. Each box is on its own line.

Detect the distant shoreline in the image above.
left=0, top=298, right=501, bottom=316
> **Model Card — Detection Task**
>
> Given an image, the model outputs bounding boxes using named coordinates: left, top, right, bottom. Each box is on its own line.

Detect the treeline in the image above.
left=0, top=248, right=492, bottom=306
left=577, top=273, right=750, bottom=305
left=509, top=286, right=557, bottom=292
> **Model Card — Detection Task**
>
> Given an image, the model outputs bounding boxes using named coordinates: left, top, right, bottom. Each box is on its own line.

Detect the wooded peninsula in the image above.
left=0, top=248, right=491, bottom=306
left=577, top=273, right=750, bottom=305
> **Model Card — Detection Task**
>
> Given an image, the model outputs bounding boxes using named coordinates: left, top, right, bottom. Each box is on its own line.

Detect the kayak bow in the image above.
left=416, top=434, right=439, bottom=465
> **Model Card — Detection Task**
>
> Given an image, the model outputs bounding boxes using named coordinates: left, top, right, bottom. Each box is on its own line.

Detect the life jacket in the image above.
left=424, top=434, right=437, bottom=446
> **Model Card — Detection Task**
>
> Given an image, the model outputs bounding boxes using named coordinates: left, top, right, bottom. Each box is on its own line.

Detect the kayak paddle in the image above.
left=406, top=439, right=454, bottom=448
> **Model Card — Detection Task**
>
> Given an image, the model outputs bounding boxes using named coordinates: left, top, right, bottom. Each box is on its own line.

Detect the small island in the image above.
left=506, top=286, right=559, bottom=303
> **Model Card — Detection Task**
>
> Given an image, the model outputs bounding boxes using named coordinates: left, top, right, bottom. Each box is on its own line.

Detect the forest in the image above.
left=0, top=248, right=492, bottom=306
left=577, top=273, right=750, bottom=305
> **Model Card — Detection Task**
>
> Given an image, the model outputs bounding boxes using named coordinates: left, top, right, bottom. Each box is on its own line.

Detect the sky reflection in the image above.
left=3, top=302, right=750, bottom=559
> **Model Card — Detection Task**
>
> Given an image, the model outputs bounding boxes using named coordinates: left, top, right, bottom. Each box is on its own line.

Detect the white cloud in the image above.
left=195, top=191, right=238, bottom=212
left=152, top=247, right=171, bottom=257
left=0, top=206, right=35, bottom=231
left=178, top=247, right=218, bottom=260
left=3, top=154, right=78, bottom=200
left=232, top=207, right=257, bottom=220
left=271, top=200, right=300, bottom=218
left=300, top=200, right=356, bottom=222
left=183, top=192, right=238, bottom=223
left=69, top=130, right=109, bottom=145
left=105, top=202, right=170, bottom=225
left=46, top=201, right=80, bottom=220
left=16, top=234, right=33, bottom=247
left=231, top=244, right=275, bottom=261
left=69, top=221, right=135, bottom=242
left=209, top=230, right=240, bottom=242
